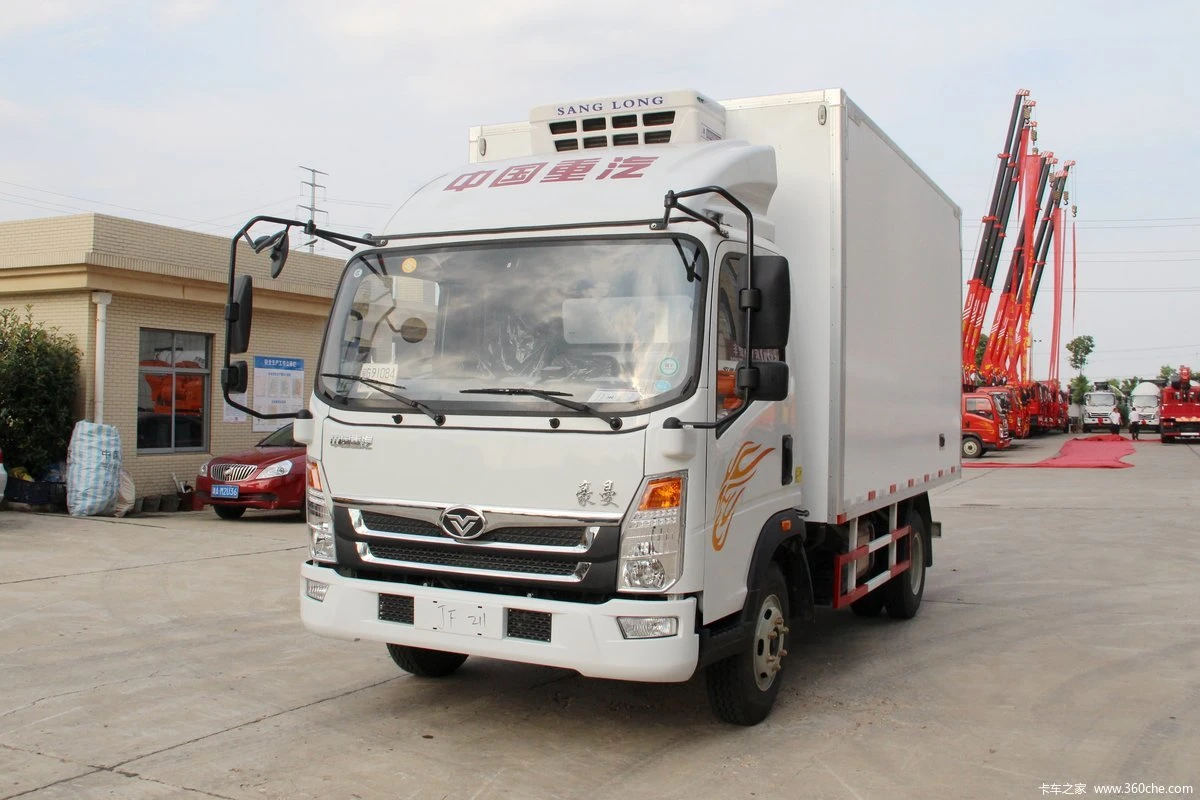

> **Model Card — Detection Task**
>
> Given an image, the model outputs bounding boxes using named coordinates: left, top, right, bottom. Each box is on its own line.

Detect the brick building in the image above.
left=0, top=214, right=344, bottom=498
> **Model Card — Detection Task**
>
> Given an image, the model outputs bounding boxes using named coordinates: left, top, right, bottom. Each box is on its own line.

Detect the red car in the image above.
left=197, top=423, right=307, bottom=519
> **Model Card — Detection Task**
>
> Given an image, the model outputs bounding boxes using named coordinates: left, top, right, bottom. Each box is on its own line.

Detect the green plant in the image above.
left=0, top=306, right=81, bottom=478
left=1069, top=374, right=1090, bottom=405
left=975, top=333, right=988, bottom=369
left=1066, top=335, right=1095, bottom=373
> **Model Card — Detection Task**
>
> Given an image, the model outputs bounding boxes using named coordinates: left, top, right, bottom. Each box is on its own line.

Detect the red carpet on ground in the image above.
left=963, top=434, right=1136, bottom=469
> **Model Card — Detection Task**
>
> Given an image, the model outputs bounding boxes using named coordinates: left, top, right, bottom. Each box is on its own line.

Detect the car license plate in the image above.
left=211, top=484, right=240, bottom=499
left=414, top=598, right=503, bottom=639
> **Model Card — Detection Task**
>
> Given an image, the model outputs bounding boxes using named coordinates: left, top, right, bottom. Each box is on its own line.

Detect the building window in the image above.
left=138, top=329, right=211, bottom=452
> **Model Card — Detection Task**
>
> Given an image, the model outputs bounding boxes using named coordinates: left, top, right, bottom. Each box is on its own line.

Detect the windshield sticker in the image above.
left=712, top=441, right=776, bottom=552
left=654, top=379, right=671, bottom=392
left=352, top=267, right=363, bottom=278
left=586, top=389, right=642, bottom=404
left=658, top=357, right=679, bottom=377
left=444, top=156, right=658, bottom=192
left=360, top=363, right=399, bottom=384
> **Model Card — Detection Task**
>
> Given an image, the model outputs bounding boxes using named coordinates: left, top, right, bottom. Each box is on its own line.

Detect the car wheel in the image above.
left=214, top=505, right=246, bottom=520
left=961, top=436, right=983, bottom=459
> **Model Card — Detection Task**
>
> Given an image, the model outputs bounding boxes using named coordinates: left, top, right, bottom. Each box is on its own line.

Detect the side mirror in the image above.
left=227, top=275, right=254, bottom=355
left=269, top=229, right=290, bottom=278
left=222, top=361, right=249, bottom=393
left=293, top=410, right=314, bottom=445
left=738, top=255, right=791, bottom=350
left=737, top=361, right=789, bottom=402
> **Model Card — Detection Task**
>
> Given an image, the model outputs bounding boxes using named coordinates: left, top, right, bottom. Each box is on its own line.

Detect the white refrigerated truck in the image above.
left=221, top=88, right=962, bottom=725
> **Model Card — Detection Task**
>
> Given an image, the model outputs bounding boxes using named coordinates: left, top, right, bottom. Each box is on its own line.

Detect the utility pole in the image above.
left=298, top=165, right=328, bottom=253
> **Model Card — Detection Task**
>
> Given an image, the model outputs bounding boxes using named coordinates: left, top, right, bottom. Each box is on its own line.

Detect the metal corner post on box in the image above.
left=221, top=88, right=961, bottom=726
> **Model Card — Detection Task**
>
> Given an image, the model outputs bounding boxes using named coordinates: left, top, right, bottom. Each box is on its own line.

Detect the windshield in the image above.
left=985, top=393, right=1011, bottom=412
left=1084, top=392, right=1115, bottom=408
left=317, top=237, right=705, bottom=415
left=257, top=424, right=298, bottom=447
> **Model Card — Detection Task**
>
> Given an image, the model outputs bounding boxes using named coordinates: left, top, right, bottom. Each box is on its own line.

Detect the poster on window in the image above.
left=223, top=391, right=248, bottom=423
left=252, top=356, right=305, bottom=432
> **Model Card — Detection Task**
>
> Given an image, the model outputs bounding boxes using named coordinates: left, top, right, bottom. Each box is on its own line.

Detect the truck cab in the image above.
left=962, top=392, right=1010, bottom=458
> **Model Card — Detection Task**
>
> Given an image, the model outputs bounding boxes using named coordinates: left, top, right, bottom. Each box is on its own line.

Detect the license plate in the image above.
left=414, top=598, right=503, bottom=639
left=211, top=484, right=240, bottom=499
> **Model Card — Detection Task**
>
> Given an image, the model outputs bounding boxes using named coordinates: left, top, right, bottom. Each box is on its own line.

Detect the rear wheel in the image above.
left=706, top=563, right=790, bottom=726
left=961, top=436, right=983, bottom=459
left=214, top=505, right=245, bottom=520
left=386, top=644, right=468, bottom=677
left=884, top=512, right=928, bottom=619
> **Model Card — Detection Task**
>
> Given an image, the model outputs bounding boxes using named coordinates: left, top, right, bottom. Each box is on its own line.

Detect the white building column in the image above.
left=91, top=291, right=113, bottom=423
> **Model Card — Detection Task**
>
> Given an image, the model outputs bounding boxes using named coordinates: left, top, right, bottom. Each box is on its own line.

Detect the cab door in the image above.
left=701, top=243, right=796, bottom=624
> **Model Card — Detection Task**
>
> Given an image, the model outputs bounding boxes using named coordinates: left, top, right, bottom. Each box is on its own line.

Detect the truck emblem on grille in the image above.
left=440, top=506, right=486, bottom=539
left=329, top=434, right=373, bottom=449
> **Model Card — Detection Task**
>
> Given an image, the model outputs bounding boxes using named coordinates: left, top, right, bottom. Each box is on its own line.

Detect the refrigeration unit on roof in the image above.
left=529, top=89, right=725, bottom=155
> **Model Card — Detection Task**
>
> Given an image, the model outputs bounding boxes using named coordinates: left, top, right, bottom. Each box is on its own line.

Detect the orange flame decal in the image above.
left=711, top=441, right=775, bottom=551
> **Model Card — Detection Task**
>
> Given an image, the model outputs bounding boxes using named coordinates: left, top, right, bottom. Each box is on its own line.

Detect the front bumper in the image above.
left=300, top=562, right=700, bottom=682
left=196, top=475, right=304, bottom=510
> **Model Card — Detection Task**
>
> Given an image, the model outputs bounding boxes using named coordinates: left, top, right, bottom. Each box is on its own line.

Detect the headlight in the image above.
left=618, top=472, right=685, bottom=592
left=199, top=461, right=209, bottom=477
left=306, top=458, right=336, bottom=563
left=258, top=459, right=293, bottom=479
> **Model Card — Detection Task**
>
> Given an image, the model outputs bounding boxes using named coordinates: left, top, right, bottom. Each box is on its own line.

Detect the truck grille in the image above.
left=378, top=593, right=414, bottom=624
left=506, top=609, right=551, bottom=642
left=360, top=511, right=586, bottom=548
left=365, top=542, right=585, bottom=578
left=211, top=464, right=257, bottom=482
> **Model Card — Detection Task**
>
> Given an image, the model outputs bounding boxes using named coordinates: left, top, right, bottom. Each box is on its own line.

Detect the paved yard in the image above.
left=1, top=434, right=1197, bottom=799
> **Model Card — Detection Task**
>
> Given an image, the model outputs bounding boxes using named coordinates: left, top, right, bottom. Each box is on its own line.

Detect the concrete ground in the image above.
left=1, top=434, right=1197, bottom=800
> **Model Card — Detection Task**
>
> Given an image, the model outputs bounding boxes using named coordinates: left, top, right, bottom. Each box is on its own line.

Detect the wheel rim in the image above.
left=909, top=525, right=925, bottom=593
left=963, top=440, right=979, bottom=457
left=752, top=593, right=786, bottom=691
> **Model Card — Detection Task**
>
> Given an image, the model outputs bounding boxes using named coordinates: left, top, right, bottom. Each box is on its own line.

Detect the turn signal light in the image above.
left=306, top=458, right=323, bottom=492
left=638, top=476, right=682, bottom=510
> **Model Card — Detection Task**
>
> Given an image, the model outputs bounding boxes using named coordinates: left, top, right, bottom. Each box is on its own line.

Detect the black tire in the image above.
left=706, top=563, right=790, bottom=726
left=961, top=436, right=983, bottom=459
left=214, top=505, right=246, bottom=520
left=884, top=511, right=928, bottom=620
left=386, top=643, right=467, bottom=677
left=850, top=590, right=886, bottom=617
left=1162, top=435, right=1175, bottom=444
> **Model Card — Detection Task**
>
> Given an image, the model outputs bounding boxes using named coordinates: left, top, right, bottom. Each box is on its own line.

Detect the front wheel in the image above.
left=386, top=644, right=468, bottom=677
left=214, top=505, right=245, bottom=520
left=961, top=436, right=983, bottom=459
left=706, top=563, right=790, bottom=726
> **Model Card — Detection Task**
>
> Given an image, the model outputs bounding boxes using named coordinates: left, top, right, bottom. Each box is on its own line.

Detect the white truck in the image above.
left=220, top=88, right=962, bottom=725
left=1130, top=380, right=1162, bottom=433
left=1082, top=383, right=1125, bottom=433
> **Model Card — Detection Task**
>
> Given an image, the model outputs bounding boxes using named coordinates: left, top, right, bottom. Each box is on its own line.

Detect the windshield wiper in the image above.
left=460, top=387, right=622, bottom=430
left=320, top=372, right=445, bottom=426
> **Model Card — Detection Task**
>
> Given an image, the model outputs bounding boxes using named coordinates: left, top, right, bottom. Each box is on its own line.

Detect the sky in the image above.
left=2, top=0, right=1198, bottom=382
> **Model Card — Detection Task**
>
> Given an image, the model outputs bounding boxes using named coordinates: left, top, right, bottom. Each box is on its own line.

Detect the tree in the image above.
left=1159, top=364, right=1176, bottom=381
left=0, top=307, right=81, bottom=478
left=1118, top=377, right=1142, bottom=398
left=1066, top=335, right=1095, bottom=374
left=1069, top=374, right=1090, bottom=406
left=975, top=333, right=988, bottom=368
